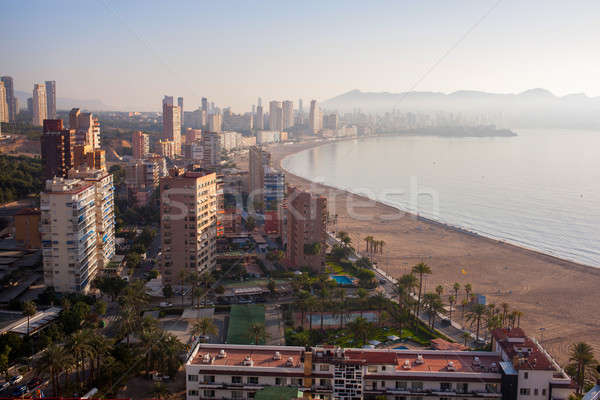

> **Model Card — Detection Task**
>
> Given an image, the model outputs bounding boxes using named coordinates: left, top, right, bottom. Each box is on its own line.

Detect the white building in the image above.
left=33, top=83, right=47, bottom=127
left=185, top=330, right=574, bottom=400
left=41, top=169, right=115, bottom=293
left=256, top=130, right=282, bottom=145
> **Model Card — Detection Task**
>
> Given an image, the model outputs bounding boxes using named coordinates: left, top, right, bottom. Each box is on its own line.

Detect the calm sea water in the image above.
left=282, top=129, right=600, bottom=267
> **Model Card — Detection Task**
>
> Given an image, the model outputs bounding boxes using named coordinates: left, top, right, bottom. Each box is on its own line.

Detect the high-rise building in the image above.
left=157, top=139, right=176, bottom=159
left=309, top=99, right=320, bottom=133
left=248, top=147, right=271, bottom=206
left=269, top=101, right=283, bottom=131
left=132, top=130, right=149, bottom=160
left=298, top=98, right=303, bottom=115
left=14, top=208, right=41, bottom=249
left=177, top=96, right=184, bottom=128
left=324, top=113, right=338, bottom=130
left=160, top=170, right=217, bottom=285
left=208, top=113, right=222, bottom=133
left=282, top=186, right=327, bottom=271
left=32, top=83, right=47, bottom=126
left=125, top=158, right=160, bottom=206
left=45, top=80, right=56, bottom=119
left=257, top=97, right=262, bottom=107
left=202, top=132, right=221, bottom=168
left=282, top=100, right=293, bottom=129
left=41, top=169, right=115, bottom=293
left=162, top=96, right=181, bottom=155
left=27, top=98, right=32, bottom=114
left=201, top=97, right=208, bottom=113
left=0, top=81, right=8, bottom=123
left=1, top=76, right=17, bottom=122
left=70, top=108, right=101, bottom=149
left=41, top=119, right=75, bottom=179
left=255, top=105, right=264, bottom=130
left=264, top=167, right=285, bottom=210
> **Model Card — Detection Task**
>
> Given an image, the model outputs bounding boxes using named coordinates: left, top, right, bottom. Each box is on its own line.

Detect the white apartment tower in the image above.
left=33, top=83, right=47, bottom=126
left=269, top=100, right=283, bottom=131
left=41, top=170, right=115, bottom=293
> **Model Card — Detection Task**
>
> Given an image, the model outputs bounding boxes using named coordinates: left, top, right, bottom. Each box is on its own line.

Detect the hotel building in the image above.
left=160, top=170, right=217, bottom=285
left=132, top=130, right=150, bottom=160
left=185, top=330, right=574, bottom=400
left=163, top=96, right=182, bottom=155
left=32, top=83, right=47, bottom=126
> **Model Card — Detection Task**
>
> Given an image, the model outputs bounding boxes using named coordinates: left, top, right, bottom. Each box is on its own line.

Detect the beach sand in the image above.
left=244, top=139, right=600, bottom=364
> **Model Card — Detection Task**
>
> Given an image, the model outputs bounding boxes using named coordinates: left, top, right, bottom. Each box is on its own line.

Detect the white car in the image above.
left=1, top=382, right=10, bottom=391
left=10, top=375, right=23, bottom=384
left=159, top=302, right=173, bottom=308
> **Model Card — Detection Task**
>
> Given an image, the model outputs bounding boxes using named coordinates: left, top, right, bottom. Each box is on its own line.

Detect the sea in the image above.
left=282, top=129, right=600, bottom=267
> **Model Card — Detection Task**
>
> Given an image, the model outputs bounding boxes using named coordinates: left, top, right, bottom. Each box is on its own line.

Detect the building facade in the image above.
left=41, top=119, right=76, bottom=180
left=269, top=101, right=283, bottom=132
left=282, top=100, right=294, bottom=129
left=309, top=100, right=320, bottom=134
left=132, top=130, right=150, bottom=160
left=14, top=208, right=41, bottom=249
left=202, top=132, right=222, bottom=169
left=282, top=187, right=327, bottom=271
left=45, top=80, right=56, bottom=119
left=32, top=83, right=47, bottom=126
left=1, top=76, right=17, bottom=122
left=0, top=81, right=8, bottom=123
left=248, top=147, right=271, bottom=207
left=163, top=96, right=182, bottom=155
left=160, top=171, right=217, bottom=285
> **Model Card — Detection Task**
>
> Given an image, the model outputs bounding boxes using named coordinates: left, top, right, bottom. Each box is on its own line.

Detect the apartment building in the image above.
left=41, top=119, right=76, bottom=180
left=132, top=130, right=150, bottom=159
left=125, top=158, right=160, bottom=206
left=185, top=340, right=574, bottom=400
left=160, top=170, right=217, bottom=285
left=282, top=187, right=327, bottom=271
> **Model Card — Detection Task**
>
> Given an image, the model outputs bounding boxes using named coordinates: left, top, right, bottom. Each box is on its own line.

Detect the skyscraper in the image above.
left=41, top=119, right=75, bottom=179
left=0, top=81, right=8, bottom=123
left=162, top=96, right=181, bottom=155
left=70, top=108, right=101, bottom=149
left=202, top=132, right=221, bottom=168
left=201, top=97, right=208, bottom=112
left=249, top=146, right=271, bottom=206
left=298, top=99, right=303, bottom=115
left=269, top=101, right=283, bottom=131
left=132, top=130, right=149, bottom=159
left=309, top=100, right=320, bottom=134
left=160, top=170, right=217, bottom=285
left=282, top=100, right=294, bottom=129
left=255, top=105, right=264, bottom=130
left=257, top=97, right=262, bottom=107
left=33, top=83, right=47, bottom=126
left=177, top=96, right=184, bottom=128
left=208, top=112, right=222, bottom=133
left=1, top=76, right=17, bottom=122
left=45, top=80, right=56, bottom=119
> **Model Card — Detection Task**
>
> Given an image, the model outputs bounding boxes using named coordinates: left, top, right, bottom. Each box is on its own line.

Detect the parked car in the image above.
left=0, top=382, right=10, bottom=391
left=26, top=377, right=43, bottom=389
left=159, top=302, right=173, bottom=308
left=9, top=375, right=23, bottom=384
left=151, top=372, right=170, bottom=382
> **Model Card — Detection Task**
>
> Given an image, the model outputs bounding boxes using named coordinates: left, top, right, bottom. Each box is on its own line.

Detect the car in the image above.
left=26, top=377, right=43, bottom=389
left=9, top=375, right=23, bottom=384
left=12, top=385, right=28, bottom=396
left=151, top=373, right=170, bottom=382
left=0, top=382, right=10, bottom=391
left=159, top=302, right=173, bottom=308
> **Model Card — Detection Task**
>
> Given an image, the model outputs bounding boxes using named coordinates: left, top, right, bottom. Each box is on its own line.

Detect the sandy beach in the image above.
left=248, top=139, right=600, bottom=364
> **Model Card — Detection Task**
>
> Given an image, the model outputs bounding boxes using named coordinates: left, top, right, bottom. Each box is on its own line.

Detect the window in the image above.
left=247, top=377, right=259, bottom=384
left=204, top=375, right=215, bottom=383
left=542, top=389, right=547, bottom=396
left=248, top=393, right=255, bottom=399
left=395, top=397, right=407, bottom=400
left=319, top=379, right=330, bottom=387
left=411, top=382, right=423, bottom=390
left=188, top=390, right=199, bottom=396
left=232, top=391, right=244, bottom=399
left=367, top=365, right=378, bottom=373
left=291, top=378, right=303, bottom=386
left=203, top=390, right=215, bottom=398
left=188, top=374, right=198, bottom=382
left=520, top=388, right=531, bottom=396
left=457, top=383, right=469, bottom=393
left=275, top=377, right=283, bottom=385
left=524, top=372, right=529, bottom=379
left=319, top=364, right=329, bottom=371
left=534, top=389, right=539, bottom=396
left=396, top=381, right=407, bottom=389
left=232, top=376, right=242, bottom=384
left=440, top=383, right=452, bottom=391
left=485, top=384, right=498, bottom=393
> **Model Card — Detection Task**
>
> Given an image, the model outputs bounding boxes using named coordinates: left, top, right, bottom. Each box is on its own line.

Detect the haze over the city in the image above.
left=2, top=0, right=600, bottom=111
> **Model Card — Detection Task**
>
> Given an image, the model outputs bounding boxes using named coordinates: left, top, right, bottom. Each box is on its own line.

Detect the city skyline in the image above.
left=2, top=1, right=600, bottom=112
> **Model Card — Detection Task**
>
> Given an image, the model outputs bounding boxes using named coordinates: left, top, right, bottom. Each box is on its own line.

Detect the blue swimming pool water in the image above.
left=331, top=275, right=353, bottom=285
left=394, top=345, right=408, bottom=350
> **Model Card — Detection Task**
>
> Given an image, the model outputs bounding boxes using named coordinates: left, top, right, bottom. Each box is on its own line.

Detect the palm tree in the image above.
left=336, top=231, right=352, bottom=248
left=501, top=303, right=510, bottom=327
left=117, top=305, right=139, bottom=347
left=464, top=283, right=472, bottom=302
left=448, top=295, right=456, bottom=321
left=412, top=262, right=432, bottom=324
left=22, top=301, right=37, bottom=336
left=422, top=293, right=444, bottom=329
left=435, top=285, right=444, bottom=297
left=363, top=236, right=374, bottom=254
left=199, top=272, right=215, bottom=306
left=69, top=329, right=93, bottom=389
left=461, top=298, right=469, bottom=322
left=370, top=293, right=388, bottom=326
left=485, top=314, right=502, bottom=341
left=336, top=288, right=347, bottom=328
left=37, top=343, right=73, bottom=397
left=568, top=342, right=599, bottom=396
left=465, top=304, right=487, bottom=342
left=453, top=282, right=460, bottom=301
left=150, top=382, right=171, bottom=399
left=461, top=331, right=471, bottom=347
left=318, top=288, right=329, bottom=331
left=379, top=240, right=385, bottom=255
left=248, top=322, right=270, bottom=345
left=178, top=270, right=188, bottom=306
left=191, top=317, right=218, bottom=341
left=513, top=310, right=523, bottom=327
left=347, top=317, right=373, bottom=346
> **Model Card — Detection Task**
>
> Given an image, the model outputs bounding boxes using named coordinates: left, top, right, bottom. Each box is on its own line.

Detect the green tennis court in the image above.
left=226, top=304, right=266, bottom=344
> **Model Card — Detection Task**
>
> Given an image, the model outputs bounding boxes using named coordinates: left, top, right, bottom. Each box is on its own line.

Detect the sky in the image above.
left=2, top=0, right=600, bottom=112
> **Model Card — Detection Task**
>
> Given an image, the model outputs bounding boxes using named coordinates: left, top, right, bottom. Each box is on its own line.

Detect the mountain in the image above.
left=323, top=89, right=600, bottom=129
left=14, top=90, right=118, bottom=112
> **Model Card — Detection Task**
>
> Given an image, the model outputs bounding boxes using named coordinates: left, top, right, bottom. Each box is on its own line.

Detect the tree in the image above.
left=513, top=310, right=523, bottom=327
left=191, top=318, right=218, bottom=341
left=567, top=342, right=598, bottom=396
left=422, top=293, right=444, bottom=329
left=178, top=270, right=188, bottom=306
left=370, top=292, right=388, bottom=326
left=267, top=279, right=276, bottom=295
left=501, top=303, right=510, bottom=327
left=465, top=304, right=487, bottom=342
left=453, top=282, right=460, bottom=301
left=117, top=305, right=139, bottom=347
left=0, top=346, right=10, bottom=381
left=464, top=283, right=472, bottom=302
left=412, top=262, right=432, bottom=325
left=336, top=231, right=352, bottom=248
left=461, top=331, right=471, bottom=347
left=448, top=295, right=456, bottom=321
left=346, top=317, right=373, bottom=347
left=435, top=285, right=444, bottom=297
left=22, top=301, right=37, bottom=336
left=363, top=236, right=374, bottom=254
left=248, top=322, right=270, bottom=345
left=37, top=342, right=73, bottom=397
left=150, top=382, right=171, bottom=399
left=163, top=284, right=174, bottom=301
left=246, top=216, right=256, bottom=231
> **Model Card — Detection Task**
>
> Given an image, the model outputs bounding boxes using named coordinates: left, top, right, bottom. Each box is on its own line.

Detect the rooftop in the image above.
left=492, top=328, right=557, bottom=371
left=190, top=344, right=304, bottom=369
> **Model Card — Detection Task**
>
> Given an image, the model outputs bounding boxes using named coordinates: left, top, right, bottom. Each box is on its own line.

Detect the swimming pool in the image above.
left=331, top=275, right=353, bottom=285
left=394, top=345, right=408, bottom=350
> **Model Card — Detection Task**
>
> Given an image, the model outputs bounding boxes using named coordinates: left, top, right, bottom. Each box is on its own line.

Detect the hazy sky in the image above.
left=2, top=0, right=599, bottom=112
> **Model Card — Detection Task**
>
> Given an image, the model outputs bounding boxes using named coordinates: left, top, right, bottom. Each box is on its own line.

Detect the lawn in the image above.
left=226, top=304, right=266, bottom=344
left=325, top=261, right=344, bottom=274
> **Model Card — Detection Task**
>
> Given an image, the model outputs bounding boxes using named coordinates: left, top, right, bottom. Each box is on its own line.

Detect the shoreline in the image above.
left=260, top=137, right=600, bottom=363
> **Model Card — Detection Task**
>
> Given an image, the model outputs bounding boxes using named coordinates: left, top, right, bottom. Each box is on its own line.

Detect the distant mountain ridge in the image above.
left=14, top=90, right=118, bottom=112
left=323, top=88, right=600, bottom=129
